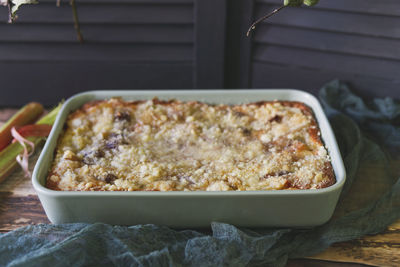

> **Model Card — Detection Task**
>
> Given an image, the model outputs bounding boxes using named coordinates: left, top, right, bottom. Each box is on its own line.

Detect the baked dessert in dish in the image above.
left=46, top=98, right=335, bottom=191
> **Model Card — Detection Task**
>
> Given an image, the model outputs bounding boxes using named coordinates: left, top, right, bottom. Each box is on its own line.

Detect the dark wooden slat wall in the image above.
left=14, top=1, right=193, bottom=23
left=248, top=0, right=400, bottom=98
left=1, top=62, right=192, bottom=105
left=224, top=0, right=253, bottom=89
left=0, top=0, right=399, bottom=106
left=194, top=0, right=226, bottom=89
left=0, top=0, right=195, bottom=106
left=264, top=0, right=400, bottom=16
left=0, top=24, right=193, bottom=43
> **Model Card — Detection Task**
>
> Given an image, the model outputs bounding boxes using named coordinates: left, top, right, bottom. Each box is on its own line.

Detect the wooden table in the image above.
left=0, top=108, right=399, bottom=267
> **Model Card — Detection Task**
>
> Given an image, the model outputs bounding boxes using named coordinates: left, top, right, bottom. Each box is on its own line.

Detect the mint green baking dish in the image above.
left=32, top=90, right=346, bottom=227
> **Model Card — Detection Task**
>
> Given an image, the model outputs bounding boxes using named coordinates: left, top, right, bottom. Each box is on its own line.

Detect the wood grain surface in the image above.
left=0, top=108, right=399, bottom=267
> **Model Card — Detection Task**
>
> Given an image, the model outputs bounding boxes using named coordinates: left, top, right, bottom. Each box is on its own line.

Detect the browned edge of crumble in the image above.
left=45, top=98, right=336, bottom=191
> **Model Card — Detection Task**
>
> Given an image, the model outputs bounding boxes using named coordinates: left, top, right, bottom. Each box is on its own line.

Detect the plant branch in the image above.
left=70, top=0, right=84, bottom=43
left=7, top=0, right=12, bottom=23
left=246, top=5, right=286, bottom=37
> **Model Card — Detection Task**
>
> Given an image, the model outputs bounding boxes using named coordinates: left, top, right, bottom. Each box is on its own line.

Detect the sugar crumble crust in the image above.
left=46, top=98, right=335, bottom=191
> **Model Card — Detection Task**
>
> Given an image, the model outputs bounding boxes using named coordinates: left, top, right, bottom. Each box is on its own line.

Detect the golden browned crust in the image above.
left=46, top=98, right=335, bottom=191
left=45, top=172, right=60, bottom=190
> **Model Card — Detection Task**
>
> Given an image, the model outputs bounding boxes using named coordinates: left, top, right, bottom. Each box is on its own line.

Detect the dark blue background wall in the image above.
left=0, top=0, right=398, bottom=105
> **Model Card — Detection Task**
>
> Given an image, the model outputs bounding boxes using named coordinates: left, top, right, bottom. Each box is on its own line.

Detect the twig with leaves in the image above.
left=246, top=5, right=285, bottom=37
left=6, top=0, right=11, bottom=23
left=70, top=0, right=84, bottom=43
left=246, top=0, right=319, bottom=36
left=2, top=0, right=320, bottom=41
left=1, top=0, right=84, bottom=43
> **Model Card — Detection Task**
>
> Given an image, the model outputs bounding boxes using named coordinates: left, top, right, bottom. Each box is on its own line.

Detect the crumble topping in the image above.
left=47, top=98, right=335, bottom=191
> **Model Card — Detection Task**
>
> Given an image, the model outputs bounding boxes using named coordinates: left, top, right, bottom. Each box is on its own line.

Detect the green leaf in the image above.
left=284, top=0, right=303, bottom=7
left=304, top=0, right=319, bottom=6
left=36, top=103, right=63, bottom=125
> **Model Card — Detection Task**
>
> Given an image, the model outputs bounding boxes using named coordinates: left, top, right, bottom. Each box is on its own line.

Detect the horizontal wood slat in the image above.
left=0, top=24, right=193, bottom=43
left=259, top=0, right=400, bottom=16
left=52, top=0, right=194, bottom=5
left=41, top=0, right=192, bottom=4
left=250, top=0, right=400, bottom=99
left=254, top=25, right=400, bottom=61
left=0, top=43, right=192, bottom=61
left=0, top=194, right=49, bottom=232
left=0, top=2, right=193, bottom=24
left=0, top=62, right=193, bottom=106
left=251, top=62, right=400, bottom=99
left=253, top=45, right=400, bottom=80
left=254, top=4, right=400, bottom=39
left=0, top=0, right=196, bottom=103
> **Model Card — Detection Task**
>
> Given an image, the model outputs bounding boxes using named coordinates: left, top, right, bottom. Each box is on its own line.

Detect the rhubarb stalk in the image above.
left=0, top=104, right=62, bottom=183
left=0, top=102, right=44, bottom=151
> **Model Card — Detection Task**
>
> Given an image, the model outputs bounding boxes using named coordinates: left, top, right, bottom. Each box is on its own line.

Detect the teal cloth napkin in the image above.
left=1, top=80, right=399, bottom=267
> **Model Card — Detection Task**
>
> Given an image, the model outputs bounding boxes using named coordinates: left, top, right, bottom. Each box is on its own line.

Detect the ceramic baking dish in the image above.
left=32, top=89, right=346, bottom=228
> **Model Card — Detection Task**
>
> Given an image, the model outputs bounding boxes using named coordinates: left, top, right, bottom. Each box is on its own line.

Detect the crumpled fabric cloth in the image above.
left=1, top=80, right=399, bottom=267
